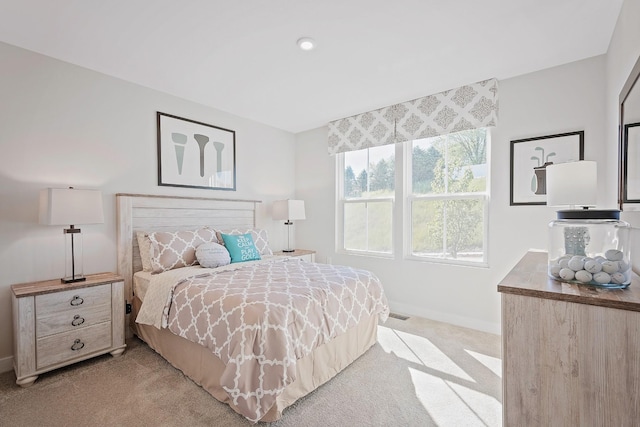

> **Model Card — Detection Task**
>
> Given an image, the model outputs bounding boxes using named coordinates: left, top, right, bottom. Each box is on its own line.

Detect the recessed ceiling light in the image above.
left=297, top=37, right=315, bottom=51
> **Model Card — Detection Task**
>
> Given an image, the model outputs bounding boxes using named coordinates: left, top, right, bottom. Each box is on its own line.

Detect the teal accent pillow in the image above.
left=220, top=233, right=261, bottom=263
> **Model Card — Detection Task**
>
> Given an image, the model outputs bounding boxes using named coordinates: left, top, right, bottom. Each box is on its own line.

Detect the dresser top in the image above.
left=11, top=272, right=123, bottom=298
left=498, top=251, right=640, bottom=312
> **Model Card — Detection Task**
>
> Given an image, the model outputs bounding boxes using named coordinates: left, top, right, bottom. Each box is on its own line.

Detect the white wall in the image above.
left=0, top=41, right=297, bottom=368
left=606, top=0, right=640, bottom=260
left=295, top=55, right=608, bottom=334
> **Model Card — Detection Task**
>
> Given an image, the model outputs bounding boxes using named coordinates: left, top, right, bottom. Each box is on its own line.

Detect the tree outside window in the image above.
left=410, top=129, right=488, bottom=263
left=341, top=144, right=394, bottom=254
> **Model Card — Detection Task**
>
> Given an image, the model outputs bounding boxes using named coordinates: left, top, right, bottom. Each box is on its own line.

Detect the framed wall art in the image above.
left=510, top=131, right=584, bottom=206
left=623, top=122, right=640, bottom=202
left=157, top=112, right=236, bottom=191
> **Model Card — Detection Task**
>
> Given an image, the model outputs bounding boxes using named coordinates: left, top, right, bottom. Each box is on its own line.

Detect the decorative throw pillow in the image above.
left=215, top=228, right=273, bottom=256
left=136, top=231, right=153, bottom=272
left=220, top=233, right=261, bottom=263
left=148, top=227, right=218, bottom=273
left=195, top=242, right=231, bottom=268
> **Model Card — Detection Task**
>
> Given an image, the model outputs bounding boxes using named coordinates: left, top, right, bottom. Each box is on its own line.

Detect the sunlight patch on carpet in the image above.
left=377, top=325, right=473, bottom=382
left=377, top=325, right=422, bottom=364
left=448, top=380, right=502, bottom=426
left=465, top=349, right=502, bottom=378
left=409, top=368, right=501, bottom=427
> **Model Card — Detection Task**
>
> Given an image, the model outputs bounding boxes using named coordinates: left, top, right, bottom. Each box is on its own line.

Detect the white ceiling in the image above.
left=0, top=0, right=624, bottom=133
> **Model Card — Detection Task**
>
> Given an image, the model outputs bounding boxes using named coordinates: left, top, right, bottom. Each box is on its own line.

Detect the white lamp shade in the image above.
left=39, top=188, right=104, bottom=225
left=546, top=161, right=597, bottom=207
left=272, top=199, right=306, bottom=221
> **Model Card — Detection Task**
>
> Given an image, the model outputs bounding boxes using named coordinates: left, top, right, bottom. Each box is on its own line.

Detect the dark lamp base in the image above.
left=62, top=276, right=86, bottom=284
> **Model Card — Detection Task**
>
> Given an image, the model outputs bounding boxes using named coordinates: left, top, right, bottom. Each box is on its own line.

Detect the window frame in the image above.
left=403, top=131, right=490, bottom=267
left=336, top=150, right=395, bottom=258
left=336, top=129, right=490, bottom=267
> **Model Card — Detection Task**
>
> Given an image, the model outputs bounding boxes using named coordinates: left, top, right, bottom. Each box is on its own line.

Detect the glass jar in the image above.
left=548, top=210, right=632, bottom=289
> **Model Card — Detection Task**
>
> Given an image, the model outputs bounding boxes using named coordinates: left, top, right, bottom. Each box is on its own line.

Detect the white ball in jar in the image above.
left=559, top=257, right=571, bottom=269
left=559, top=268, right=575, bottom=281
left=584, top=260, right=602, bottom=274
left=593, top=271, right=612, bottom=284
left=568, top=257, right=585, bottom=271
left=605, top=249, right=624, bottom=261
left=618, top=260, right=630, bottom=272
left=574, top=270, right=593, bottom=283
left=595, top=256, right=607, bottom=263
left=549, top=264, right=562, bottom=277
left=611, top=272, right=627, bottom=284
left=601, top=261, right=619, bottom=274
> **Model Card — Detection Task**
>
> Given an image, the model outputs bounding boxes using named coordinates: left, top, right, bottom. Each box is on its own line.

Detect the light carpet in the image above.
left=0, top=316, right=502, bottom=426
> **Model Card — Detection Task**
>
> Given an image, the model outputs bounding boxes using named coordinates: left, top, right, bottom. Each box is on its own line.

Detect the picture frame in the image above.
left=622, top=122, right=640, bottom=202
left=157, top=112, right=236, bottom=191
left=510, top=131, right=584, bottom=206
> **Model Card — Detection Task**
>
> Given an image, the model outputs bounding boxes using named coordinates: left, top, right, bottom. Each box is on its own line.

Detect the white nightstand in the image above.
left=273, top=249, right=316, bottom=262
left=11, top=272, right=126, bottom=387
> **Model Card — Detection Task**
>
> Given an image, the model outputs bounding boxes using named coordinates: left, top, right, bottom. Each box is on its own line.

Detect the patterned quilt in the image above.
left=136, top=257, right=389, bottom=422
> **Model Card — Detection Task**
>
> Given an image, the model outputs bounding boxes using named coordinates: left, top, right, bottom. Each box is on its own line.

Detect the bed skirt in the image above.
left=131, top=297, right=378, bottom=422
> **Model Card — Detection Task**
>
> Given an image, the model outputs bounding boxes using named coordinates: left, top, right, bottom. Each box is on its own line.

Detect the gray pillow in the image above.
left=196, top=242, right=231, bottom=268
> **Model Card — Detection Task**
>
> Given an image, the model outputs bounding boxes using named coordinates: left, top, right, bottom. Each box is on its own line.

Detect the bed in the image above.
left=116, top=194, right=389, bottom=423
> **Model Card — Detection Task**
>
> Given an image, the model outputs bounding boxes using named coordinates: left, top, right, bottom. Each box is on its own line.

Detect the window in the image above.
left=407, top=129, right=489, bottom=264
left=339, top=144, right=395, bottom=254
left=337, top=129, right=489, bottom=265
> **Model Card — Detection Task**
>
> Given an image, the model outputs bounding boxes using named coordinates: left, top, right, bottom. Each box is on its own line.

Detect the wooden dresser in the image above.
left=498, top=251, right=640, bottom=426
left=11, top=272, right=126, bottom=387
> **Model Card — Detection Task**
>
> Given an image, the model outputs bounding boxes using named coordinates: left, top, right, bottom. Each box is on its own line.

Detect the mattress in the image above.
left=133, top=270, right=152, bottom=301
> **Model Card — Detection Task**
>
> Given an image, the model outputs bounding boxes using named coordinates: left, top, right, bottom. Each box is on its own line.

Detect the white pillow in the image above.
left=196, top=242, right=231, bottom=268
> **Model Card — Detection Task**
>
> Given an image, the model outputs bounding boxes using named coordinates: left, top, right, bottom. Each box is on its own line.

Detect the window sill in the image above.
left=404, top=254, right=489, bottom=268
left=336, top=249, right=394, bottom=260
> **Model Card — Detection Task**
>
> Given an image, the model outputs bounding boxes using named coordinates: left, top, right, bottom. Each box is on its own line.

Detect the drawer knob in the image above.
left=71, top=315, right=85, bottom=327
left=70, top=339, right=85, bottom=351
left=70, top=295, right=84, bottom=306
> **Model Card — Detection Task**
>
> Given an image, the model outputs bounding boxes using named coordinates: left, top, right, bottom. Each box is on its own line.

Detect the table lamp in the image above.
left=272, top=199, right=306, bottom=252
left=39, top=188, right=104, bottom=283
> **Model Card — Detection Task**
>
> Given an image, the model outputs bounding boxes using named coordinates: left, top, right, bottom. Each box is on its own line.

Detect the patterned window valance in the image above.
left=327, top=78, right=499, bottom=155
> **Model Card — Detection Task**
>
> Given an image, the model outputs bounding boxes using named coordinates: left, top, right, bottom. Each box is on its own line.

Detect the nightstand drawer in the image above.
left=36, top=321, right=112, bottom=369
left=35, top=284, right=111, bottom=317
left=36, top=303, right=111, bottom=338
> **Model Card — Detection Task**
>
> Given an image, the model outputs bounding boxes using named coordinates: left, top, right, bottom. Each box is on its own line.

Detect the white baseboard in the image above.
left=0, top=355, right=13, bottom=374
left=387, top=300, right=501, bottom=335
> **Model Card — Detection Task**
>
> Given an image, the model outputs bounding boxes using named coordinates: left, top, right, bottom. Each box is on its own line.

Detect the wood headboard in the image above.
left=116, top=193, right=261, bottom=305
